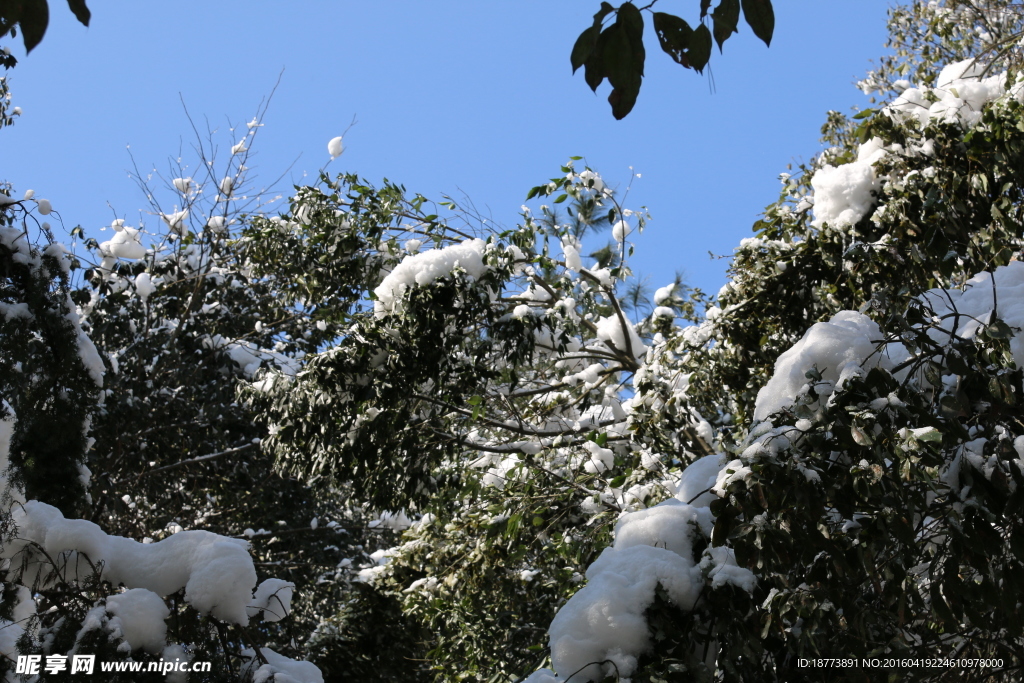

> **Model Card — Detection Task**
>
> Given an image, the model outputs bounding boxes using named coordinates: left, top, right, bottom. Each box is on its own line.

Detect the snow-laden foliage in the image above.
left=245, top=2, right=1024, bottom=681
left=6, top=2, right=1024, bottom=682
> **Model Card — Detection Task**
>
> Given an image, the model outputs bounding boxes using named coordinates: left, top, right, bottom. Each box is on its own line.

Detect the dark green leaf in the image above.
left=602, top=5, right=645, bottom=120
left=19, top=0, right=49, bottom=53
left=987, top=319, right=1014, bottom=339
left=741, top=0, right=774, bottom=47
left=700, top=0, right=713, bottom=19
left=554, top=193, right=568, bottom=204
left=689, top=24, right=713, bottom=72
left=711, top=0, right=740, bottom=51
left=653, top=13, right=694, bottom=67
left=571, top=25, right=600, bottom=73
left=66, top=0, right=90, bottom=26
left=852, top=107, right=877, bottom=120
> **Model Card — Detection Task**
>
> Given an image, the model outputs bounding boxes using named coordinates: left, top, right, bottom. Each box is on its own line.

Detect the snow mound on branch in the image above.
left=248, top=579, right=295, bottom=623
left=544, top=497, right=751, bottom=682
left=373, top=238, right=488, bottom=317
left=810, top=136, right=886, bottom=229
left=753, top=311, right=908, bottom=421
left=919, top=261, right=1024, bottom=367
left=549, top=544, right=702, bottom=682
left=204, top=334, right=300, bottom=378
left=674, top=452, right=728, bottom=506
left=244, top=647, right=324, bottom=683
left=99, top=223, right=146, bottom=260
left=755, top=262, right=1024, bottom=422
left=105, top=588, right=170, bottom=653
left=888, top=59, right=1006, bottom=129
left=7, top=501, right=258, bottom=625
left=596, top=314, right=647, bottom=361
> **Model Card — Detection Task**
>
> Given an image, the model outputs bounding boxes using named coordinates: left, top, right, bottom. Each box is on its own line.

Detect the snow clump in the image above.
left=99, top=220, right=146, bottom=260
left=753, top=311, right=908, bottom=421
left=809, top=136, right=887, bottom=229
left=328, top=136, right=344, bottom=159
left=887, top=58, right=1006, bottom=129
left=373, top=238, right=488, bottom=318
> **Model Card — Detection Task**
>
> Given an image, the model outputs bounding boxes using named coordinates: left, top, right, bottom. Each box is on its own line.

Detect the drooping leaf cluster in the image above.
left=571, top=0, right=774, bottom=118
left=0, top=0, right=89, bottom=54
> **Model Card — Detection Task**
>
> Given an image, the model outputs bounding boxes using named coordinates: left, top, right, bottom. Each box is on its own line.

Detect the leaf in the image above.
left=653, top=13, right=694, bottom=68
left=700, top=0, right=713, bottom=18
left=852, top=107, right=877, bottom=120
left=571, top=25, right=601, bottom=73
left=987, top=318, right=1014, bottom=339
left=19, top=0, right=49, bottom=53
left=741, top=0, right=774, bottom=47
left=711, top=0, right=740, bottom=51
left=604, top=2, right=645, bottom=120
left=66, top=0, right=90, bottom=26
left=584, top=25, right=612, bottom=92
left=688, top=24, right=713, bottom=72
left=577, top=2, right=617, bottom=87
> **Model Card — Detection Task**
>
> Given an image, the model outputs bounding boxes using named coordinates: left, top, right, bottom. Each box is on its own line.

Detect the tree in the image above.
left=242, top=1, right=1024, bottom=681
left=6, top=1, right=1024, bottom=681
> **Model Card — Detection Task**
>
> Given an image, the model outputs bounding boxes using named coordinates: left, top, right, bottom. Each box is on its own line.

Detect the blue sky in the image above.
left=3, top=1, right=891, bottom=301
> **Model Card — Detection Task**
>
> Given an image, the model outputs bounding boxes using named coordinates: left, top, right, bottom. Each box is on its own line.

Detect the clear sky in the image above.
left=2, top=1, right=892, bottom=301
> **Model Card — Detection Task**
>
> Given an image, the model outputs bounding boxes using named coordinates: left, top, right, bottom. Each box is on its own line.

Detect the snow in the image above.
left=561, top=236, right=582, bottom=271
left=99, top=222, right=146, bottom=260
left=162, top=210, right=189, bottom=235
left=135, top=272, right=156, bottom=301
left=205, top=334, right=301, bottom=378
left=753, top=311, right=907, bottom=421
left=521, top=670, right=561, bottom=683
left=612, top=499, right=712, bottom=556
left=172, top=177, right=193, bottom=194
left=373, top=238, right=488, bottom=317
left=548, top=543, right=702, bottom=682
left=595, top=314, right=647, bottom=361
left=327, top=136, right=344, bottom=159
left=612, top=219, right=631, bottom=243
left=7, top=501, right=260, bottom=625
left=674, top=453, right=728, bottom=507
left=918, top=261, right=1024, bottom=368
left=653, top=284, right=673, bottom=305
left=542, top=492, right=752, bottom=682
left=247, top=579, right=295, bottom=622
left=36, top=198, right=52, bottom=215
left=888, top=59, right=1005, bottom=129
left=244, top=647, right=324, bottom=683
left=809, top=136, right=886, bottom=229
left=207, top=215, right=227, bottom=233
left=68, top=298, right=106, bottom=387
left=105, top=588, right=170, bottom=653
